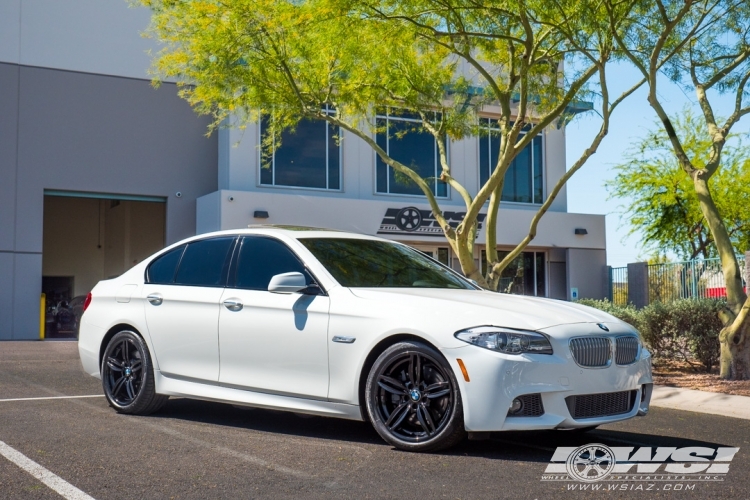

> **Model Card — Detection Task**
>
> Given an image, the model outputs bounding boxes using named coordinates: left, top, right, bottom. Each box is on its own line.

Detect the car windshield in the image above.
left=300, top=238, right=476, bottom=289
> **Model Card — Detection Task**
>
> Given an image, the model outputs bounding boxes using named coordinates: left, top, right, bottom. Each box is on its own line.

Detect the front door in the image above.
left=218, top=236, right=330, bottom=399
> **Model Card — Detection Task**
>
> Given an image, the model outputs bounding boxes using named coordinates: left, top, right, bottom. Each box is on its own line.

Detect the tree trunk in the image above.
left=454, top=234, right=488, bottom=288
left=719, top=298, right=750, bottom=379
left=693, top=176, right=750, bottom=379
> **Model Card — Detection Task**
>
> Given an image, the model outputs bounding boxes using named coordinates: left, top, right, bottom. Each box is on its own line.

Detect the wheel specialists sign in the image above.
left=377, top=206, right=487, bottom=237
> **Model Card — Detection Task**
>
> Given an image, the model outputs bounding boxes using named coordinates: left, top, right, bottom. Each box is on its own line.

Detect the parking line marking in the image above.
left=0, top=440, right=96, bottom=500
left=0, top=395, right=104, bottom=403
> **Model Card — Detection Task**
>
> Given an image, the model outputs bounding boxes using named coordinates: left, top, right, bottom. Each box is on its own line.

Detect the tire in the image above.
left=101, top=330, right=168, bottom=415
left=365, top=341, right=465, bottom=452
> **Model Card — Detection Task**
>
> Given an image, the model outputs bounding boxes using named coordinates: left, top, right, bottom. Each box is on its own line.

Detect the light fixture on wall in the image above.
left=574, top=228, right=588, bottom=235
left=254, top=210, right=269, bottom=219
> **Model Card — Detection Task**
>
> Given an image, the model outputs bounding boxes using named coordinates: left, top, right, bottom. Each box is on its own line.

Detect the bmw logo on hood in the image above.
left=597, top=323, right=609, bottom=332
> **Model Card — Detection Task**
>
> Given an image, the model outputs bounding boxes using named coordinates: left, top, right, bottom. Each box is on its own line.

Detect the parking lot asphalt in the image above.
left=1, top=341, right=749, bottom=500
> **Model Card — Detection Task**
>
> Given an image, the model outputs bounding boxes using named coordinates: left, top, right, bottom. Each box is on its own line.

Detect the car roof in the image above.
left=191, top=225, right=388, bottom=242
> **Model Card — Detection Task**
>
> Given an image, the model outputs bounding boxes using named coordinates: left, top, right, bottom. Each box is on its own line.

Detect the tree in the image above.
left=140, top=0, right=649, bottom=290
left=604, top=0, right=750, bottom=378
left=608, top=109, right=750, bottom=260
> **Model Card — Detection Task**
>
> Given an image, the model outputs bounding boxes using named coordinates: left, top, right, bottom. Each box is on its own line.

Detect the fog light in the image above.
left=509, top=398, right=523, bottom=414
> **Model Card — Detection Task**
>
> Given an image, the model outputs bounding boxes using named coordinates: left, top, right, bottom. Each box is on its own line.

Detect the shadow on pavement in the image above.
left=147, top=398, right=731, bottom=463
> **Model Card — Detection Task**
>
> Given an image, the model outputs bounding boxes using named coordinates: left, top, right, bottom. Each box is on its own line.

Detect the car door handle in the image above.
left=146, top=293, right=163, bottom=306
left=223, top=299, right=243, bottom=311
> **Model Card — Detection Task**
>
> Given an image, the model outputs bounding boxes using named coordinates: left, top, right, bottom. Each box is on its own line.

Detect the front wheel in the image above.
left=365, top=341, right=465, bottom=452
left=101, top=330, right=168, bottom=415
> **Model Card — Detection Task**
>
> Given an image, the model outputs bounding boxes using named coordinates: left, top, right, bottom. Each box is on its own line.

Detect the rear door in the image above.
left=218, top=236, right=330, bottom=399
left=142, top=236, right=236, bottom=382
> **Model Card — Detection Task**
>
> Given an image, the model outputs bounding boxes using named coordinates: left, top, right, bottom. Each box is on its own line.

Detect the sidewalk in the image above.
left=651, top=385, right=750, bottom=420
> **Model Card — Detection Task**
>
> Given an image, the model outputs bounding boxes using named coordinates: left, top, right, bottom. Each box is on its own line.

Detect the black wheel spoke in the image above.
left=424, top=381, right=450, bottom=399
left=385, top=402, right=410, bottom=430
left=130, top=360, right=142, bottom=374
left=111, top=376, right=126, bottom=397
left=378, top=375, right=407, bottom=395
left=409, top=354, right=422, bottom=386
left=106, top=357, right=123, bottom=372
left=125, top=379, right=135, bottom=400
left=417, top=404, right=436, bottom=435
left=120, top=340, right=130, bottom=363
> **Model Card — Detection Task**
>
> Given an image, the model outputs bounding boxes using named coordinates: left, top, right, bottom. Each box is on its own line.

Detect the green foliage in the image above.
left=138, top=0, right=641, bottom=287
left=578, top=298, right=724, bottom=372
left=666, top=299, right=724, bottom=372
left=608, top=109, right=750, bottom=260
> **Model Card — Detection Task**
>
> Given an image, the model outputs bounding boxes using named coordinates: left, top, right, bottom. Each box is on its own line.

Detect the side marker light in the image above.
left=456, top=358, right=470, bottom=382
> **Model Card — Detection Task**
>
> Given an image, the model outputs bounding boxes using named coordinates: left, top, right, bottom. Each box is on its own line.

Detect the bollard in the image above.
left=40, top=293, right=46, bottom=340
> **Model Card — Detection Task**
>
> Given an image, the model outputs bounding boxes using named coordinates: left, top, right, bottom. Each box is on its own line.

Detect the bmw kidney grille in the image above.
left=569, top=335, right=640, bottom=367
left=569, top=337, right=611, bottom=367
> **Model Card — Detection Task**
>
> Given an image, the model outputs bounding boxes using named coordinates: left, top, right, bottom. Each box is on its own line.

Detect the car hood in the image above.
left=347, top=288, right=629, bottom=332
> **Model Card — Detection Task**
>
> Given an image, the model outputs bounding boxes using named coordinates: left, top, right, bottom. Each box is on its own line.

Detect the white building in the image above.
left=0, top=0, right=607, bottom=341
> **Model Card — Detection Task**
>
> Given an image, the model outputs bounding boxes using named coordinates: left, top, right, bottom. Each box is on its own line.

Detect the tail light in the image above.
left=82, top=293, right=92, bottom=313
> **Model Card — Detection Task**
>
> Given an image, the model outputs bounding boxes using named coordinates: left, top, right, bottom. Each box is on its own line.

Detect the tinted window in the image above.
left=375, top=110, right=447, bottom=197
left=235, top=237, right=310, bottom=290
left=300, top=238, right=474, bottom=289
left=479, top=119, right=543, bottom=204
left=147, top=245, right=185, bottom=284
left=173, top=238, right=235, bottom=287
left=259, top=108, right=341, bottom=190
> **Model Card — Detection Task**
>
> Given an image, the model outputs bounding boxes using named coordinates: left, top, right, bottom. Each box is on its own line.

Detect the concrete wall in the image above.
left=197, top=189, right=606, bottom=251
left=0, top=0, right=157, bottom=80
left=566, top=248, right=608, bottom=300
left=0, top=63, right=217, bottom=339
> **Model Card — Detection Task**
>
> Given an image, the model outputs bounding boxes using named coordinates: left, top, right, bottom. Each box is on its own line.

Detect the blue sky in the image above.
left=564, top=63, right=749, bottom=267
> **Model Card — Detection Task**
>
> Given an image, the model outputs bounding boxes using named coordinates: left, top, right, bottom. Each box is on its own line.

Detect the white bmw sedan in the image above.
left=79, top=226, right=652, bottom=452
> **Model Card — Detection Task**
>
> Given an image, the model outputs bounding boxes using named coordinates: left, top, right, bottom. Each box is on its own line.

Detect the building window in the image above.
left=482, top=250, right=546, bottom=296
left=479, top=119, right=543, bottom=204
left=375, top=110, right=448, bottom=197
left=260, top=108, right=341, bottom=190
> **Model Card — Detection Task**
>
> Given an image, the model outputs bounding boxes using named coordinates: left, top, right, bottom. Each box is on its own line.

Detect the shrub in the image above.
left=576, top=298, right=724, bottom=372
left=666, top=299, right=723, bottom=372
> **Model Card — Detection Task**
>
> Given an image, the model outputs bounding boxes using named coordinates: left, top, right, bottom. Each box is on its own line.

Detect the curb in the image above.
left=650, top=385, right=750, bottom=420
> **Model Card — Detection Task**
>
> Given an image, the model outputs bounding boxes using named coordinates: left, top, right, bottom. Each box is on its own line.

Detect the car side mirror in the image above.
left=268, top=272, right=308, bottom=294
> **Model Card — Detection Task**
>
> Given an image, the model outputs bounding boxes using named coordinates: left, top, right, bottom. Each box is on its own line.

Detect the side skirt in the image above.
left=154, top=371, right=363, bottom=421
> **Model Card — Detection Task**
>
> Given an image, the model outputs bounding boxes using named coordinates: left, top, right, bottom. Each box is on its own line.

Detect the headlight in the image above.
left=454, top=326, right=553, bottom=355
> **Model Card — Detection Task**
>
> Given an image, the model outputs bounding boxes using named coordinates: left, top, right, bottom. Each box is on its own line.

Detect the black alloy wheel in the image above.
left=366, top=341, right=465, bottom=452
left=101, top=330, right=168, bottom=415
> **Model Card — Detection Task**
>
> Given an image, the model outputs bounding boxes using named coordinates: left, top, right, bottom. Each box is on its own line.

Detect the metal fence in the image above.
left=609, top=266, right=628, bottom=305
left=609, top=255, right=747, bottom=305
left=647, top=256, right=746, bottom=303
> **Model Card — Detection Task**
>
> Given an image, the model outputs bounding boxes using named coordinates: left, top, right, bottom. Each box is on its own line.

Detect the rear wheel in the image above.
left=365, top=341, right=465, bottom=452
left=101, top=330, right=168, bottom=415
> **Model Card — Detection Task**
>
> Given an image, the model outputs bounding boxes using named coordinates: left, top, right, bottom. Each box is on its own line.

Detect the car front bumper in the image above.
left=441, top=324, right=653, bottom=432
